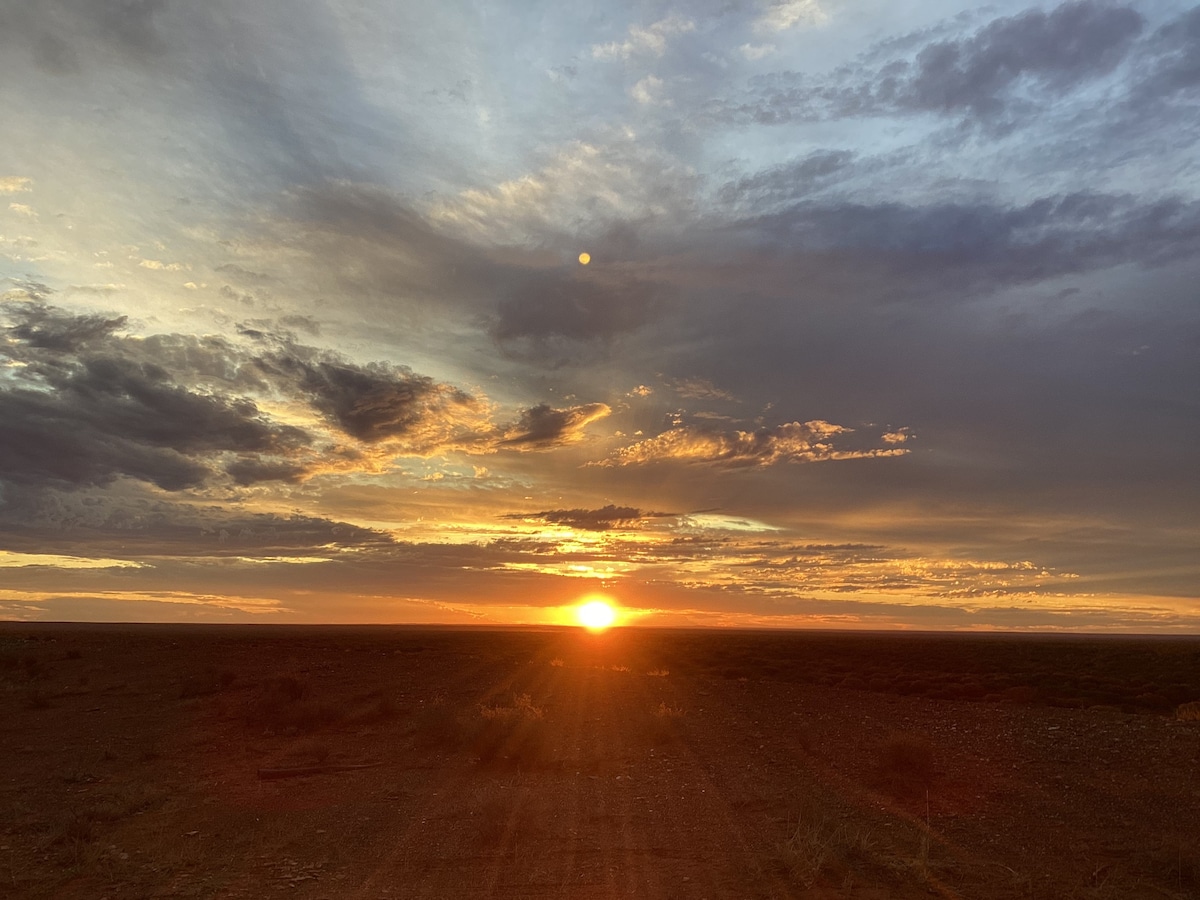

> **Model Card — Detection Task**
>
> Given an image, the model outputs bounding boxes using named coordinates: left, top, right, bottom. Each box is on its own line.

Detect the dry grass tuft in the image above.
left=645, top=701, right=686, bottom=746
left=472, top=694, right=552, bottom=768
left=1175, top=700, right=1200, bottom=721
left=480, top=693, right=544, bottom=722
left=653, top=701, right=684, bottom=719
left=781, top=802, right=875, bottom=888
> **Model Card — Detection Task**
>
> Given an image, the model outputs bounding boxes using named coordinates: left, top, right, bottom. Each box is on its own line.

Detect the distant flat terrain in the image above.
left=2, top=624, right=1198, bottom=899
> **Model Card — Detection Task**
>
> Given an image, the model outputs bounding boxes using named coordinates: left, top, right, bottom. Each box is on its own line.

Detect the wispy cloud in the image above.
left=591, top=14, right=695, bottom=60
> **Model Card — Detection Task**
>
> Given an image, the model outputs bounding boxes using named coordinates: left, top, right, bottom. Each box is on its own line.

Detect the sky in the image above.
left=0, top=0, right=1197, bottom=630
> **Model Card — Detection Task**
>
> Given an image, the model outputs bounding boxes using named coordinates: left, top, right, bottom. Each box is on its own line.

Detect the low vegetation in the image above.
left=470, top=693, right=552, bottom=769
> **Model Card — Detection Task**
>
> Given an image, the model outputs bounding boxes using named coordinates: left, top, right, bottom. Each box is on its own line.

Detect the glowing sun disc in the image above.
left=577, top=599, right=615, bottom=631
left=578, top=252, right=591, bottom=265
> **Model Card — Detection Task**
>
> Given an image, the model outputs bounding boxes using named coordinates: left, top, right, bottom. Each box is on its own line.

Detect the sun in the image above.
left=576, top=598, right=616, bottom=631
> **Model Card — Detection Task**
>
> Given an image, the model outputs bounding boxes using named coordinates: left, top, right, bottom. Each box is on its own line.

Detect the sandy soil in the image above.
left=1, top=624, right=1197, bottom=899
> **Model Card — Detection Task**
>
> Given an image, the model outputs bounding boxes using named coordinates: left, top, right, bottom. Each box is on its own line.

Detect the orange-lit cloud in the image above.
left=499, top=402, right=611, bottom=450
left=595, top=421, right=909, bottom=467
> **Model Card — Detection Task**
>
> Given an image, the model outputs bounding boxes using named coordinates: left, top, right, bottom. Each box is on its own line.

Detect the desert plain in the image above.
left=1, top=623, right=1198, bottom=899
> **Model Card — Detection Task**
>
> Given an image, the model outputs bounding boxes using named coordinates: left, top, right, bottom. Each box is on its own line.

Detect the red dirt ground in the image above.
left=2, top=624, right=1197, bottom=899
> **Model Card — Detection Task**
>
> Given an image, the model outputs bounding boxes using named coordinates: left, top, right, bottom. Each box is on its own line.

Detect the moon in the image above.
left=578, top=252, right=591, bottom=265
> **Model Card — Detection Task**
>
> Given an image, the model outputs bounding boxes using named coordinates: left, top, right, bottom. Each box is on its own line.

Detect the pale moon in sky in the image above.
left=578, top=252, right=591, bottom=265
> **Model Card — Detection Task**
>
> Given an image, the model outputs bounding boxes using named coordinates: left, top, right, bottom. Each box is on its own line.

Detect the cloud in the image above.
left=0, top=0, right=169, bottom=74
left=719, top=1, right=1145, bottom=128
left=735, top=191, right=1200, bottom=296
left=0, top=177, right=32, bottom=194
left=0, top=310, right=312, bottom=493
left=591, top=14, right=694, bottom=60
left=630, top=74, right=667, bottom=106
left=491, top=269, right=668, bottom=356
left=253, top=348, right=490, bottom=450
left=1128, top=6, right=1200, bottom=103
left=739, top=43, right=776, bottom=61
left=0, top=480, right=392, bottom=558
left=502, top=504, right=673, bottom=531
left=719, top=149, right=855, bottom=207
left=499, top=403, right=611, bottom=450
left=595, top=420, right=909, bottom=467
left=428, top=137, right=701, bottom=243
left=901, top=1, right=1143, bottom=117
left=670, top=377, right=737, bottom=401
left=0, top=304, right=507, bottom=497
left=138, top=258, right=185, bottom=271
left=755, top=0, right=828, bottom=34
left=7, top=304, right=128, bottom=351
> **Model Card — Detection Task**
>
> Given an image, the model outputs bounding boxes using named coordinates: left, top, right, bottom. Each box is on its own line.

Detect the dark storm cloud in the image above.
left=7, top=304, right=128, bottom=351
left=0, top=304, right=310, bottom=492
left=501, top=504, right=674, bottom=531
left=224, top=457, right=309, bottom=487
left=253, top=349, right=486, bottom=447
left=0, top=354, right=309, bottom=491
left=498, top=403, right=611, bottom=450
left=714, top=0, right=1144, bottom=128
